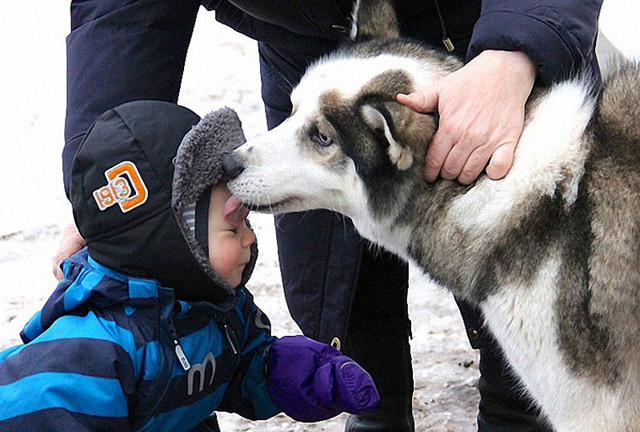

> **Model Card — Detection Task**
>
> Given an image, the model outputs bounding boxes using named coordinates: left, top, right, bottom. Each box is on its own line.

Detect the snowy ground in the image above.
left=1, top=2, right=638, bottom=431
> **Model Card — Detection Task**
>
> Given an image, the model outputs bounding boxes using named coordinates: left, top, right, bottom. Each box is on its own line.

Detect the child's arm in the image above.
left=0, top=326, right=135, bottom=431
left=217, top=289, right=379, bottom=422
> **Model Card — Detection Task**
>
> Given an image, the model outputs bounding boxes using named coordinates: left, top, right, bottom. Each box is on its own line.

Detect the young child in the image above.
left=0, top=100, right=379, bottom=431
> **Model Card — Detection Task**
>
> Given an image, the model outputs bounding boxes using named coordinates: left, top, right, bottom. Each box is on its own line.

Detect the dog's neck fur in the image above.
left=345, top=0, right=595, bottom=305
left=350, top=78, right=596, bottom=305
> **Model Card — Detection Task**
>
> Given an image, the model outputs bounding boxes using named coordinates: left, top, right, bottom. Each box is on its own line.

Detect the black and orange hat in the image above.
left=70, top=100, right=253, bottom=303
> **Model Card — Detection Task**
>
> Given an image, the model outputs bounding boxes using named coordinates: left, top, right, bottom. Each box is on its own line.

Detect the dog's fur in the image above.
left=227, top=1, right=640, bottom=429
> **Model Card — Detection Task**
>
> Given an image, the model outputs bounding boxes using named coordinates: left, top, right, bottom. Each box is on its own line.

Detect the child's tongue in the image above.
left=223, top=195, right=249, bottom=227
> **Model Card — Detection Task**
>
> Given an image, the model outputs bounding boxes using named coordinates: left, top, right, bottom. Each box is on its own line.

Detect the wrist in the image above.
left=480, top=50, right=537, bottom=82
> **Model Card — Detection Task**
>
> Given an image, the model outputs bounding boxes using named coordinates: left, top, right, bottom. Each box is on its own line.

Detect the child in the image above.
left=0, top=100, right=379, bottom=431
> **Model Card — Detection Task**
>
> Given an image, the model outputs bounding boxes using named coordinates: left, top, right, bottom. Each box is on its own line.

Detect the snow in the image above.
left=599, top=0, right=640, bottom=60
left=0, top=1, right=637, bottom=431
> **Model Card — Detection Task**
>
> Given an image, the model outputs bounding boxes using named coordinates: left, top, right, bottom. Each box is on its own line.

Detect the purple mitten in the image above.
left=267, top=335, right=380, bottom=422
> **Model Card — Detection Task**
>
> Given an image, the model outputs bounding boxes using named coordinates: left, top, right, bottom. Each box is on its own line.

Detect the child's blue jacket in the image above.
left=0, top=249, right=280, bottom=431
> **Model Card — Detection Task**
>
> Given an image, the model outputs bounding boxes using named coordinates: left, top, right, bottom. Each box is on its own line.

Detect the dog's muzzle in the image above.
left=222, top=152, right=245, bottom=180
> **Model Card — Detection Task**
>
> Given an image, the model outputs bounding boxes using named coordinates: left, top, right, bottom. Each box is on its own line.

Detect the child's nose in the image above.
left=242, top=226, right=256, bottom=248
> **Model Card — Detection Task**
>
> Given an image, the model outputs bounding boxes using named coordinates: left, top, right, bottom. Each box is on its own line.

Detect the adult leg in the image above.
left=457, top=301, right=554, bottom=432
left=64, top=0, right=200, bottom=193
left=342, top=248, right=414, bottom=432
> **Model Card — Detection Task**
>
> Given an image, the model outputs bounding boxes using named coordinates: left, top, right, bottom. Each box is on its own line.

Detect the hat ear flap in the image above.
left=172, top=107, right=246, bottom=210
left=171, top=107, right=248, bottom=296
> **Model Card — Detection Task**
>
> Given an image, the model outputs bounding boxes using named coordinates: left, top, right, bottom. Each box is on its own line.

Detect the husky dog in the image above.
left=225, top=0, right=640, bottom=430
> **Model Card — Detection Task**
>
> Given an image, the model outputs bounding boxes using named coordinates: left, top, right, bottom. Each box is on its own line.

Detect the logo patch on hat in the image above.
left=93, top=161, right=148, bottom=213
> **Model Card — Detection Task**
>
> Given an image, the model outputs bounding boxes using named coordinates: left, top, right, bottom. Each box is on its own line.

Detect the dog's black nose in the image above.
left=222, top=152, right=245, bottom=180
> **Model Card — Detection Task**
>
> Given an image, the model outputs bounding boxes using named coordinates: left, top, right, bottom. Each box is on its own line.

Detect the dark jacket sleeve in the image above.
left=467, top=0, right=603, bottom=83
left=63, top=0, right=200, bottom=195
left=204, top=0, right=352, bottom=39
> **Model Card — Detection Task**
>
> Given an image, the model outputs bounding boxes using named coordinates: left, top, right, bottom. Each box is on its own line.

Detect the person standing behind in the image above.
left=57, top=1, right=602, bottom=431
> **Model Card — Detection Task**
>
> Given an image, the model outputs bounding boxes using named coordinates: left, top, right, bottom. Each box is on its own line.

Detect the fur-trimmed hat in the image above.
left=70, top=100, right=254, bottom=303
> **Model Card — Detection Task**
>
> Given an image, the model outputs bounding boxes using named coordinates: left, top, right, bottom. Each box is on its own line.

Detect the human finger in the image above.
left=396, top=88, right=438, bottom=113
left=457, top=146, right=493, bottom=185
left=438, top=139, right=470, bottom=181
left=52, top=222, right=86, bottom=280
left=423, top=129, right=454, bottom=182
left=485, top=143, right=516, bottom=180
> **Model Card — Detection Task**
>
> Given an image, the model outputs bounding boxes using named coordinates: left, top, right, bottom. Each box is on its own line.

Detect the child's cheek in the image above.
left=210, top=243, right=241, bottom=285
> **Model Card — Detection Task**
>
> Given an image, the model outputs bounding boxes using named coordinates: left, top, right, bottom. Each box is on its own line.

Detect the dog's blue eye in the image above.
left=314, top=132, right=333, bottom=146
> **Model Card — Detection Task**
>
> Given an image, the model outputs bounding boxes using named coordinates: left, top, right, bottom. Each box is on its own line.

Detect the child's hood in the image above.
left=69, top=100, right=255, bottom=304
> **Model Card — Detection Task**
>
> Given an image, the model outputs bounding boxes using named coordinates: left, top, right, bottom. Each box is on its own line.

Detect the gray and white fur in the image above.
left=226, top=1, right=640, bottom=430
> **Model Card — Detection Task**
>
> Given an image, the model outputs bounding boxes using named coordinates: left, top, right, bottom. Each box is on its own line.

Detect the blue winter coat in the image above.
left=0, top=250, right=280, bottom=431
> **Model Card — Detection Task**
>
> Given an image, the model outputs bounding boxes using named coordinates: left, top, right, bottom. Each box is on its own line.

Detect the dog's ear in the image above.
left=350, top=0, right=400, bottom=41
left=361, top=103, right=414, bottom=170
left=361, top=102, right=437, bottom=171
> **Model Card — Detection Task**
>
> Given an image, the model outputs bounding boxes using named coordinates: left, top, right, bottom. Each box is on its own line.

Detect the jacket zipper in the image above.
left=223, top=322, right=239, bottom=355
left=168, top=310, right=240, bottom=375
left=169, top=318, right=191, bottom=371
left=211, top=314, right=239, bottom=355
left=142, top=314, right=189, bottom=421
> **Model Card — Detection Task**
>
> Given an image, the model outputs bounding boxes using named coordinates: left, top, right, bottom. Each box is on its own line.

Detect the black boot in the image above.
left=343, top=247, right=415, bottom=432
left=345, top=395, right=414, bottom=432
left=343, top=331, right=415, bottom=432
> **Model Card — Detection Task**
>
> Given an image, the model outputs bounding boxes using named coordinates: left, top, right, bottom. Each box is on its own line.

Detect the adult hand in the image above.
left=52, top=222, right=86, bottom=280
left=396, top=50, right=536, bottom=185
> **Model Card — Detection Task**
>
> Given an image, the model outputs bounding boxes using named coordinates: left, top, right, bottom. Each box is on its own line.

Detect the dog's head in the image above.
left=224, top=64, right=437, bottom=220
left=225, top=0, right=456, bottom=221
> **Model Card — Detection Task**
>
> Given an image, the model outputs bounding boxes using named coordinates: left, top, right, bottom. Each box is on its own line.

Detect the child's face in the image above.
left=207, top=184, right=256, bottom=288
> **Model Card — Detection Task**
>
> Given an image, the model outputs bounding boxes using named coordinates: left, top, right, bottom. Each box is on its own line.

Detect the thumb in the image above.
left=327, top=357, right=380, bottom=413
left=396, top=87, right=439, bottom=113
